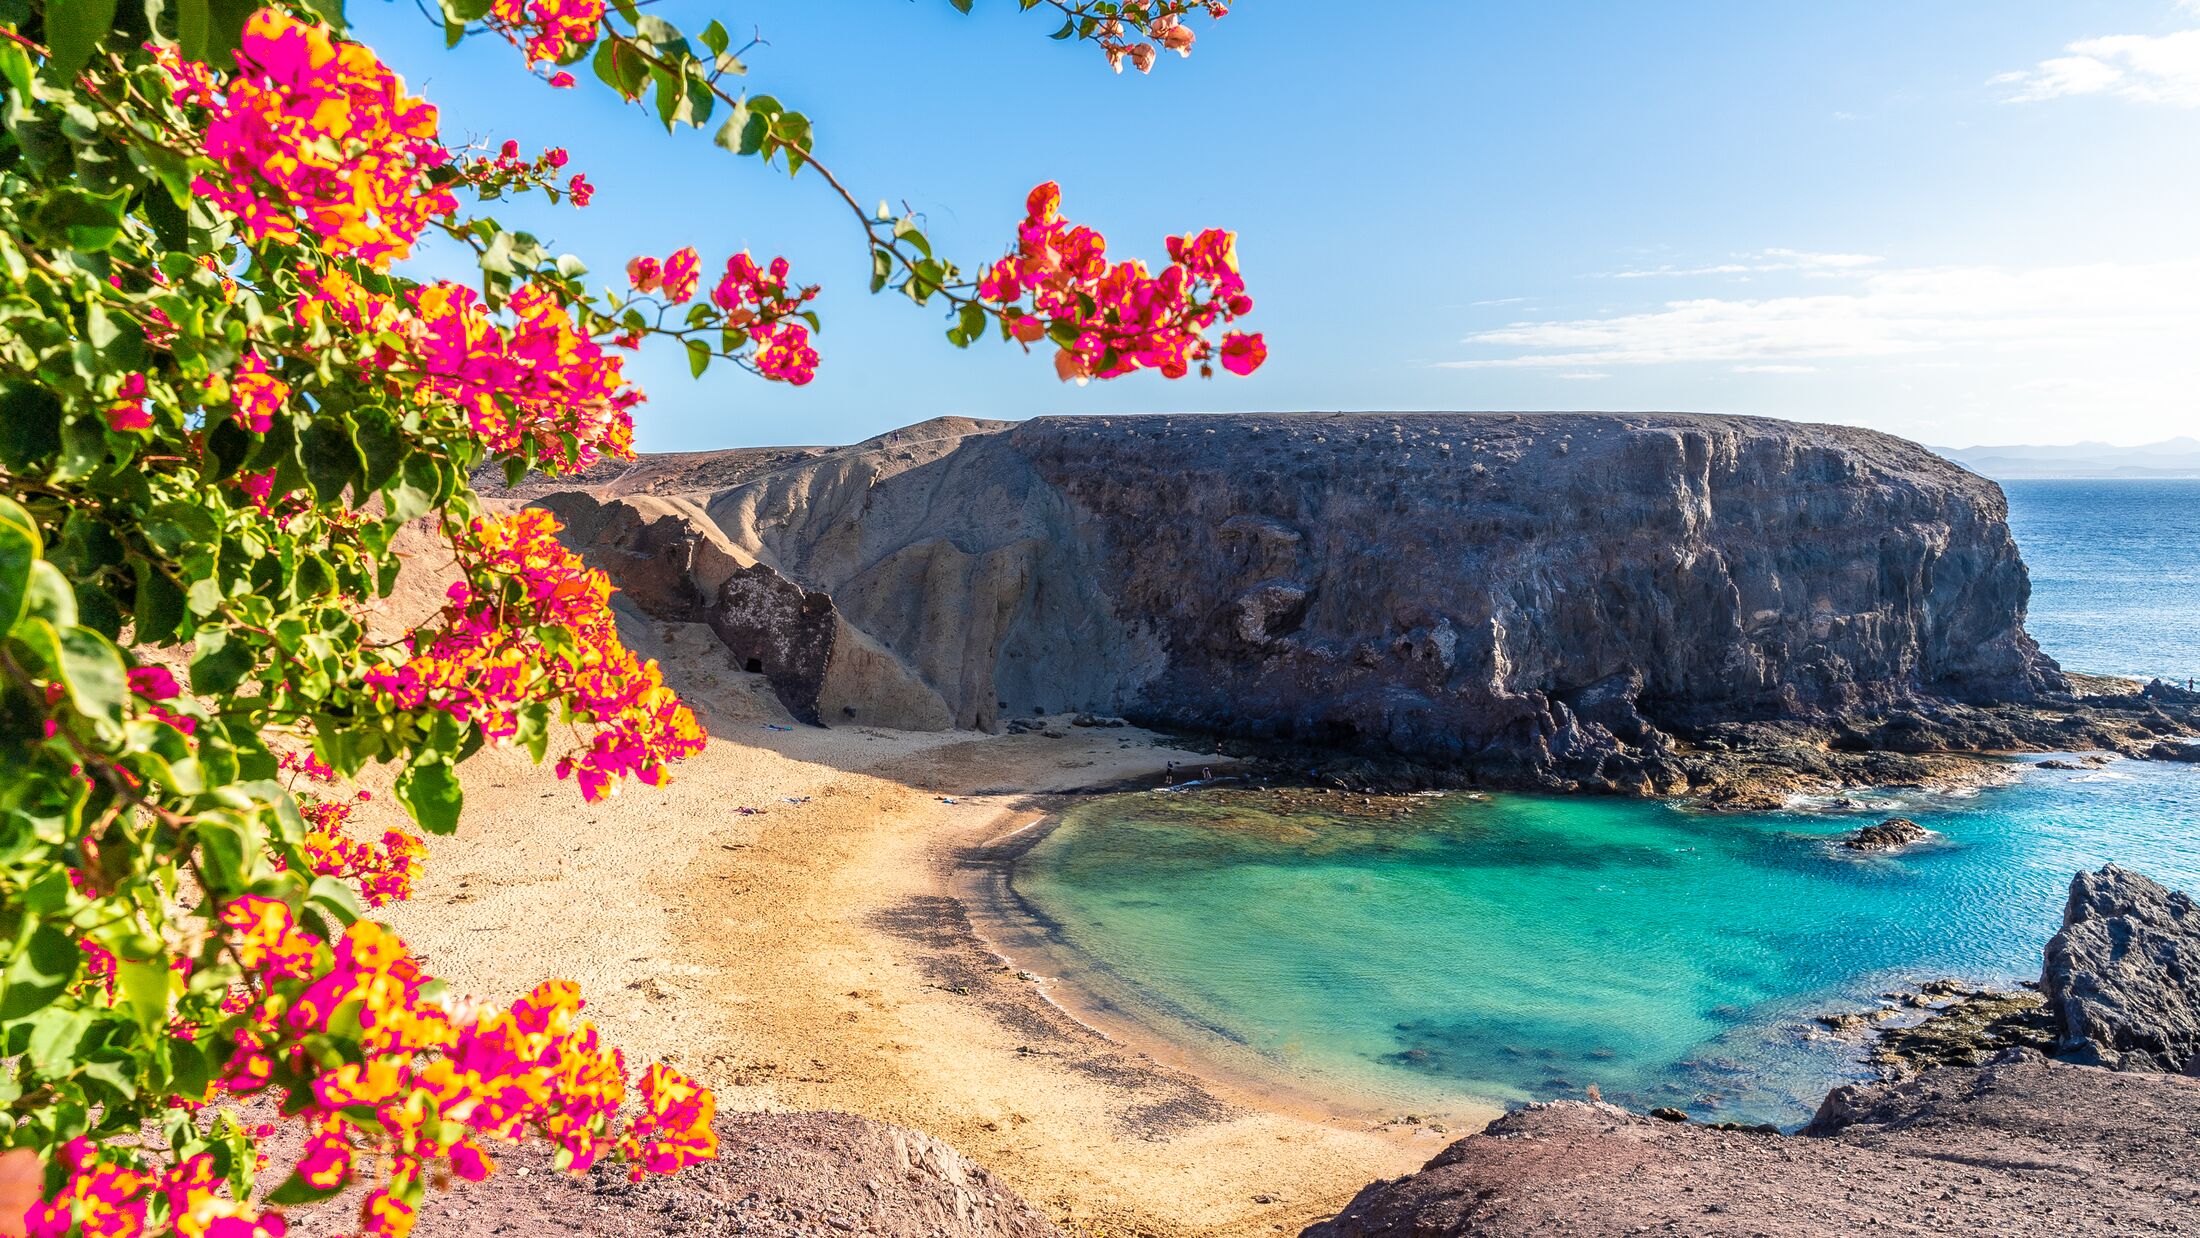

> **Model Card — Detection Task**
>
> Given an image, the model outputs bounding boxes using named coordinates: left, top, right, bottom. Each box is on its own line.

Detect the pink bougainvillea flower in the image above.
left=661, top=248, right=700, bottom=304
left=171, top=11, right=457, bottom=270
left=487, top=0, right=604, bottom=67
left=1219, top=331, right=1268, bottom=376
left=978, top=183, right=1261, bottom=383
left=364, top=509, right=705, bottom=799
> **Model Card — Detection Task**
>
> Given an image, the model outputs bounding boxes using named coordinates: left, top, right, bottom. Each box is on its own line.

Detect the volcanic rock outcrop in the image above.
left=2043, top=864, right=2200, bottom=1074
left=517, top=412, right=2086, bottom=790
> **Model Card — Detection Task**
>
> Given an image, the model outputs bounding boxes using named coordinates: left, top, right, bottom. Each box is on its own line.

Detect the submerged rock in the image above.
left=2042, top=865, right=2200, bottom=1074
left=1841, top=817, right=1931, bottom=851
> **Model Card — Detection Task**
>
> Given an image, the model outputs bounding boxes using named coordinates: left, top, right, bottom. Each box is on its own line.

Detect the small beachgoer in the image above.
left=1165, top=761, right=1176, bottom=786
left=1202, top=766, right=1213, bottom=781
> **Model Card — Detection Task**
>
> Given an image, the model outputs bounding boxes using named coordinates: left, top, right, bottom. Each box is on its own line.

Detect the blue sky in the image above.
left=354, top=1, right=2200, bottom=452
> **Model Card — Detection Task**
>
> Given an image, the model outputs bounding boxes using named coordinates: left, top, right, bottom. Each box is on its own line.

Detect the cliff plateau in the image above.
left=507, top=412, right=2182, bottom=796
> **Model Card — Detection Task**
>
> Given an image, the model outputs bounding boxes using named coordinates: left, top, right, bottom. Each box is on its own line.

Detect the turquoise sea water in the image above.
left=1015, top=480, right=2200, bottom=1126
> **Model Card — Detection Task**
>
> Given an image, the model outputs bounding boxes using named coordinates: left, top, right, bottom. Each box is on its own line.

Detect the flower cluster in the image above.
left=298, top=790, right=424, bottom=908
left=128, top=665, right=198, bottom=736
left=221, top=353, right=291, bottom=435
left=627, top=247, right=701, bottom=304
left=1089, top=1, right=1230, bottom=72
left=978, top=182, right=1265, bottom=381
left=208, top=898, right=716, bottom=1237
left=711, top=253, right=820, bottom=385
left=297, top=272, right=641, bottom=469
left=364, top=510, right=706, bottom=801
left=24, top=1138, right=284, bottom=1238
left=106, top=373, right=152, bottom=433
left=487, top=0, right=605, bottom=68
left=170, top=11, right=458, bottom=269
left=457, top=140, right=584, bottom=206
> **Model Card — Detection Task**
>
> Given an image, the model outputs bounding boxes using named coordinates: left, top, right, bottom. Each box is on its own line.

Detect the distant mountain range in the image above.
left=1935, top=437, right=2200, bottom=480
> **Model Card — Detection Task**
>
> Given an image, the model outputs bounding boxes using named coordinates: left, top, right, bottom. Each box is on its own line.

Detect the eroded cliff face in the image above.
left=521, top=412, right=2065, bottom=788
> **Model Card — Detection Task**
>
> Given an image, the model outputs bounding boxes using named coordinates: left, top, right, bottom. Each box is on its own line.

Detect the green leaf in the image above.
left=21, top=1006, right=93, bottom=1072
left=116, top=952, right=170, bottom=1035
left=45, top=0, right=121, bottom=80
left=307, top=876, right=366, bottom=928
left=32, top=187, right=131, bottom=253
left=0, top=383, right=63, bottom=469
left=593, top=37, right=648, bottom=99
left=351, top=410, right=407, bottom=493
left=0, top=498, right=40, bottom=637
left=300, top=417, right=366, bottom=501
left=395, top=756, right=463, bottom=835
left=22, top=563, right=77, bottom=628
left=266, top=1168, right=347, bottom=1208
left=55, top=625, right=128, bottom=725
left=131, top=559, right=185, bottom=644
left=178, top=0, right=263, bottom=65
left=633, top=13, right=681, bottom=46
left=0, top=40, right=34, bottom=99
left=685, top=339, right=710, bottom=378
left=188, top=626, right=255, bottom=694
left=192, top=814, right=250, bottom=890
left=0, top=925, right=78, bottom=1022
left=385, top=452, right=441, bottom=522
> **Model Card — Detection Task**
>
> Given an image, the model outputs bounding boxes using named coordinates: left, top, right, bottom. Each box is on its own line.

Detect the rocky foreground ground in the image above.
left=1304, top=866, right=2200, bottom=1237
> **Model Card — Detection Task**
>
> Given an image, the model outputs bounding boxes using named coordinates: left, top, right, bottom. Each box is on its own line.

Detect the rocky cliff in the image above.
left=519, top=412, right=2083, bottom=791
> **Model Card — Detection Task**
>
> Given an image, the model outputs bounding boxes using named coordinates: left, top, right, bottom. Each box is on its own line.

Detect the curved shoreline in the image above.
left=952, top=799, right=1507, bottom=1133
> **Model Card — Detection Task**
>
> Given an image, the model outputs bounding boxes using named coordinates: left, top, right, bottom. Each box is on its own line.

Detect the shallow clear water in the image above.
left=1014, top=479, right=2200, bottom=1126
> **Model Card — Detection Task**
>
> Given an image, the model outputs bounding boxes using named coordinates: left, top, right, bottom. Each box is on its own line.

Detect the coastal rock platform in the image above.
left=1303, top=1051, right=2200, bottom=1237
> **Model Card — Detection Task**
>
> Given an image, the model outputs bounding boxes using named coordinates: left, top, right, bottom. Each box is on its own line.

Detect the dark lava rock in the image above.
left=2043, top=865, right=2200, bottom=1074
left=1866, top=988, right=2054, bottom=1078
left=1303, top=1051, right=2200, bottom=1237
left=515, top=413, right=2099, bottom=797
left=1841, top=817, right=1931, bottom=852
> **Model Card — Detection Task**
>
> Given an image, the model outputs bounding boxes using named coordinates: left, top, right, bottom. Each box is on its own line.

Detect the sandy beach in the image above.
left=365, top=614, right=1450, bottom=1237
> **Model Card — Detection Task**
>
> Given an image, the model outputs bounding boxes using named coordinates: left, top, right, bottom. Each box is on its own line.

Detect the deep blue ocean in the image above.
left=1016, top=479, right=2200, bottom=1126
left=2005, top=480, right=2200, bottom=681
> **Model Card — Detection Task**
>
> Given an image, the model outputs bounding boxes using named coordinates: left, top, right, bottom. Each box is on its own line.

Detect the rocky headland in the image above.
left=506, top=412, right=2199, bottom=805
left=1305, top=866, right=2200, bottom=1236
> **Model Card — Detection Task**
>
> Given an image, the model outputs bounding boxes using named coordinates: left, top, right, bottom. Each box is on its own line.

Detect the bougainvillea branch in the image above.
left=0, top=0, right=1259, bottom=1233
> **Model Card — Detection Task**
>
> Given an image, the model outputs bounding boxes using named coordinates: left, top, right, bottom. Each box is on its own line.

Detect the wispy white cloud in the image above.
left=1443, top=259, right=2200, bottom=370
left=1993, top=27, right=2200, bottom=106
left=1609, top=248, right=1883, bottom=279
left=1732, top=364, right=1819, bottom=374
